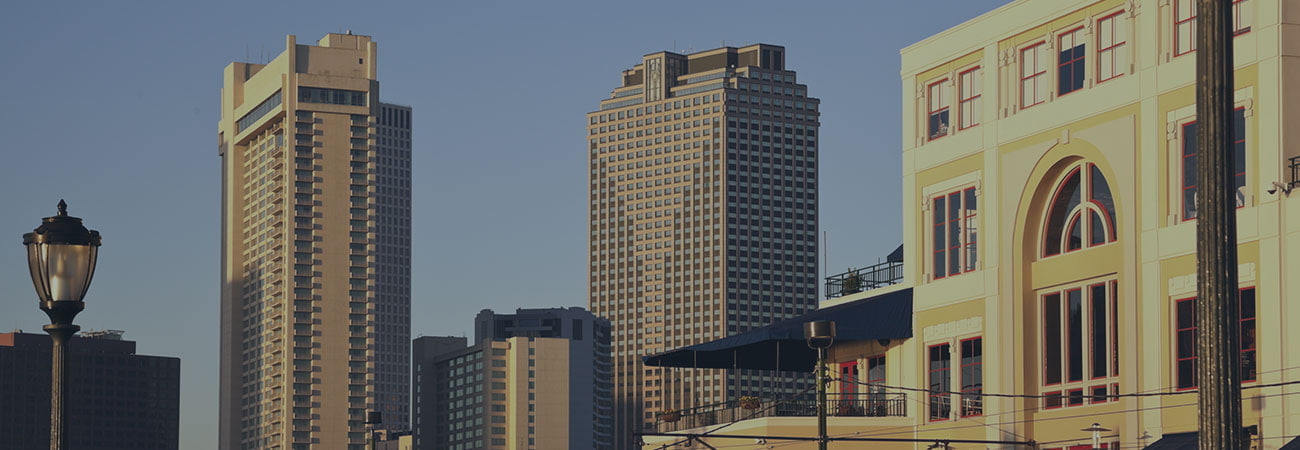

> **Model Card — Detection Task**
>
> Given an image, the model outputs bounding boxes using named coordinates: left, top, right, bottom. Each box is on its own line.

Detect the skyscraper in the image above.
left=586, top=44, right=820, bottom=446
left=218, top=33, right=412, bottom=450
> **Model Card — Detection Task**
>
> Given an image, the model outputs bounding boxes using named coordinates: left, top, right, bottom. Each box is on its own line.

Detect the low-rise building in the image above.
left=0, top=330, right=180, bottom=450
left=412, top=308, right=612, bottom=449
left=644, top=0, right=1300, bottom=448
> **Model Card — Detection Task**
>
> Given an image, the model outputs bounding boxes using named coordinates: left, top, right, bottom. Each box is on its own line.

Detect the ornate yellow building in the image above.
left=644, top=0, right=1300, bottom=448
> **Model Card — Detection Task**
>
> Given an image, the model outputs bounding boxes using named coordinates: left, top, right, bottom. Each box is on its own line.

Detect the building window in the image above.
left=960, top=337, right=983, bottom=417
left=1174, top=0, right=1197, bottom=55
left=1179, top=108, right=1247, bottom=220
left=1058, top=28, right=1086, bottom=95
left=1097, top=12, right=1128, bottom=82
left=838, top=361, right=859, bottom=394
left=958, top=68, right=982, bottom=129
left=1043, top=163, right=1116, bottom=257
left=927, top=80, right=950, bottom=140
left=1020, top=43, right=1048, bottom=108
left=1174, top=287, right=1257, bottom=389
left=1176, top=0, right=1253, bottom=56
left=928, top=343, right=952, bottom=421
left=1233, top=0, right=1252, bottom=34
left=866, top=355, right=886, bottom=393
left=1042, top=280, right=1118, bottom=387
left=932, top=187, right=977, bottom=279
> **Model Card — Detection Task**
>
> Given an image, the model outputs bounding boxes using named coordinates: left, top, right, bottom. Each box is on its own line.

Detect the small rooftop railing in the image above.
left=655, top=391, right=907, bottom=433
left=824, top=261, right=904, bottom=299
left=1288, top=156, right=1300, bottom=191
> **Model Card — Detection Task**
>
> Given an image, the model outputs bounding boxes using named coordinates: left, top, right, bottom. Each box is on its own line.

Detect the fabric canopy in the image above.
left=1144, top=432, right=1197, bottom=449
left=1279, top=435, right=1300, bottom=450
left=641, top=288, right=912, bottom=372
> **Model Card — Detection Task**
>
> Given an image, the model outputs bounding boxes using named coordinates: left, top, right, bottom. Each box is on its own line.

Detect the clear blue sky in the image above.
left=0, top=1, right=1007, bottom=447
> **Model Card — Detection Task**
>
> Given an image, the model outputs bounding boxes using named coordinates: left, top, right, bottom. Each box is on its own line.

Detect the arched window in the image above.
left=1043, top=163, right=1116, bottom=256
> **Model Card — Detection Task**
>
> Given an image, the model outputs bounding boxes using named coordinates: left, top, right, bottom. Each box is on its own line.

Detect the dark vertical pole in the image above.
left=46, top=326, right=76, bottom=450
left=1195, top=0, right=1245, bottom=449
left=816, top=347, right=827, bottom=450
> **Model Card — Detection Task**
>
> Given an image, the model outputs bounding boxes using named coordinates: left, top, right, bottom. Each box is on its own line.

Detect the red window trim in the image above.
left=959, top=336, right=983, bottom=417
left=1043, top=292, right=1062, bottom=387
left=1020, top=43, right=1047, bottom=109
left=1043, top=166, right=1082, bottom=257
left=1174, top=287, right=1258, bottom=389
left=1174, top=0, right=1197, bottom=57
left=1065, top=288, right=1085, bottom=383
left=1066, top=388, right=1086, bottom=406
left=839, top=360, right=859, bottom=394
left=1110, top=281, right=1120, bottom=377
left=1043, top=390, right=1063, bottom=410
left=932, top=187, right=977, bottom=280
left=1056, top=27, right=1087, bottom=97
left=1232, top=0, right=1251, bottom=36
left=1179, top=107, right=1247, bottom=222
left=927, top=79, right=950, bottom=141
left=1088, top=282, right=1110, bottom=381
left=957, top=67, right=981, bottom=130
left=1087, top=164, right=1117, bottom=243
left=928, top=343, right=952, bottom=422
left=866, top=355, right=886, bottom=386
left=1096, top=10, right=1128, bottom=83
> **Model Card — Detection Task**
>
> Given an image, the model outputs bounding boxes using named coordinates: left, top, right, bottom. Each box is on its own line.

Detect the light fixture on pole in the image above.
left=1080, top=422, right=1111, bottom=449
left=804, top=320, right=835, bottom=450
left=23, top=200, right=101, bottom=450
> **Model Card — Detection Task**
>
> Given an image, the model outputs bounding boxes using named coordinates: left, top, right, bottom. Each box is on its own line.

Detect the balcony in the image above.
left=657, top=392, right=907, bottom=433
left=1289, top=156, right=1300, bottom=191
left=824, top=260, right=903, bottom=299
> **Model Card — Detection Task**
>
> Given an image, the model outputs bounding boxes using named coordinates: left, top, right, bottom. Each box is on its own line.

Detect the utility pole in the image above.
left=1195, top=0, right=1245, bottom=449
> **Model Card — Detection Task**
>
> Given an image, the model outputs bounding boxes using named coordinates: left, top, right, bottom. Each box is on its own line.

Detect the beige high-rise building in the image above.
left=218, top=33, right=412, bottom=450
left=587, top=44, right=821, bottom=447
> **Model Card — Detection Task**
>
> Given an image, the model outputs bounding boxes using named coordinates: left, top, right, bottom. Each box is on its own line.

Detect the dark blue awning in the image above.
left=1145, top=432, right=1197, bottom=449
left=642, top=288, right=912, bottom=372
left=1279, top=435, right=1300, bottom=450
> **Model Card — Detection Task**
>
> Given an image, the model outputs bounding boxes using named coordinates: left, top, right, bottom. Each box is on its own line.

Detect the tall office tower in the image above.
left=218, top=33, right=412, bottom=449
left=586, top=44, right=820, bottom=445
left=411, top=308, right=613, bottom=450
left=0, top=331, right=181, bottom=449
left=375, top=102, right=414, bottom=430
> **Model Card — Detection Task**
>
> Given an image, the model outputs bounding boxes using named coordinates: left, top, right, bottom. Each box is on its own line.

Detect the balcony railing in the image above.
left=824, top=260, right=904, bottom=299
left=1288, top=156, right=1300, bottom=191
left=656, top=392, right=907, bottom=433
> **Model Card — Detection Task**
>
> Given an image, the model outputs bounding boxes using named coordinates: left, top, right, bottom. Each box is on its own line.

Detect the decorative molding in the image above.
left=924, top=317, right=983, bottom=342
left=1061, top=129, right=1071, bottom=145
left=1167, top=263, right=1258, bottom=297
left=1166, top=122, right=1179, bottom=141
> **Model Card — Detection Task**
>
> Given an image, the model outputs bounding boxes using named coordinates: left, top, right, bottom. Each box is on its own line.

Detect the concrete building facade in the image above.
left=0, top=331, right=180, bottom=450
left=217, top=33, right=412, bottom=449
left=587, top=44, right=821, bottom=445
left=646, top=0, right=1300, bottom=448
left=412, top=308, right=613, bottom=450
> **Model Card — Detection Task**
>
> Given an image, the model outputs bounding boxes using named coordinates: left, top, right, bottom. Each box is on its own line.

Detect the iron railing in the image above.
left=655, top=392, right=907, bottom=433
left=1288, top=156, right=1300, bottom=191
left=824, top=261, right=904, bottom=299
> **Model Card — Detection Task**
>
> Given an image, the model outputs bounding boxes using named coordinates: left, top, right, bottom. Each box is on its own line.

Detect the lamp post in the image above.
left=1080, top=422, right=1111, bottom=449
left=804, top=320, right=836, bottom=450
left=22, top=200, right=102, bottom=450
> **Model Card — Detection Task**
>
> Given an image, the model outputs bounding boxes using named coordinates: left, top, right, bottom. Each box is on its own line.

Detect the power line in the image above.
left=833, top=374, right=1300, bottom=400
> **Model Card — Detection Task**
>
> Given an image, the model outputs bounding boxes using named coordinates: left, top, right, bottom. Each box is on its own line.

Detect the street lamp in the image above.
left=22, top=200, right=101, bottom=450
left=804, top=320, right=835, bottom=450
left=1080, top=422, right=1111, bottom=449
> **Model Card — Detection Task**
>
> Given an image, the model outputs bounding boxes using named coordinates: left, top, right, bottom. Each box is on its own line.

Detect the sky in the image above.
left=0, top=1, right=1008, bottom=447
